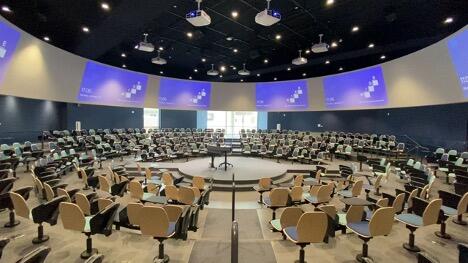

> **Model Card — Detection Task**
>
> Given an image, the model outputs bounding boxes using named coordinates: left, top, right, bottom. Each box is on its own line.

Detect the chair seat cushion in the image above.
left=338, top=190, right=352, bottom=198
left=263, top=196, right=272, bottom=206
left=441, top=205, right=457, bottom=216
left=347, top=221, right=371, bottom=237
left=167, top=222, right=176, bottom=237
left=283, top=226, right=298, bottom=243
left=84, top=216, right=92, bottom=233
left=338, top=213, right=347, bottom=226
left=271, top=219, right=282, bottom=231
left=142, top=192, right=154, bottom=200
left=305, top=195, right=318, bottom=204
left=395, top=213, right=423, bottom=227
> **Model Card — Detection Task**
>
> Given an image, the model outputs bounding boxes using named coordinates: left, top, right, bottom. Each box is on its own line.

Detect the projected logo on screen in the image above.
left=77, top=61, right=148, bottom=106
left=323, top=66, right=388, bottom=109
left=0, top=21, right=21, bottom=86
left=256, top=80, right=308, bottom=110
left=159, top=78, right=211, bottom=109
left=447, top=29, right=468, bottom=98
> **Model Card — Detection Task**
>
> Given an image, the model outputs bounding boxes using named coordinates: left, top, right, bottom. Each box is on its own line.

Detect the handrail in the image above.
left=231, top=173, right=235, bottom=221
left=231, top=221, right=238, bottom=263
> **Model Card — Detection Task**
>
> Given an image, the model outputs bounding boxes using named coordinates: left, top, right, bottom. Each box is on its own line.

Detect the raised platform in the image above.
left=125, top=156, right=324, bottom=191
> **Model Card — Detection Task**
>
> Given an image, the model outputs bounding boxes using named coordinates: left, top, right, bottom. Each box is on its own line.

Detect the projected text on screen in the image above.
left=448, top=29, right=468, bottom=98
left=323, top=66, right=388, bottom=109
left=159, top=78, right=211, bottom=109
left=77, top=62, right=148, bottom=106
left=256, top=80, right=308, bottom=110
left=0, top=21, right=21, bottom=86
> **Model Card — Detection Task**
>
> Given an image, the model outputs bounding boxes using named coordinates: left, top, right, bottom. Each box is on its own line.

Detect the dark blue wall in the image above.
left=0, top=95, right=66, bottom=143
left=268, top=103, right=468, bottom=151
left=160, top=109, right=197, bottom=129
left=66, top=104, right=143, bottom=130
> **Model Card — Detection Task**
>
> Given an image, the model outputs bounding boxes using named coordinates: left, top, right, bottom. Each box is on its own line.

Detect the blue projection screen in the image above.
left=323, top=66, right=388, bottom=109
left=77, top=62, right=148, bottom=106
left=0, top=21, right=21, bottom=86
left=159, top=78, right=211, bottom=109
left=447, top=29, right=468, bottom=98
left=256, top=80, right=308, bottom=110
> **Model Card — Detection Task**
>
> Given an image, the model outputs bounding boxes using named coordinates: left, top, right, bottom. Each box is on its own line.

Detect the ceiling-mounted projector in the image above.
left=137, top=33, right=154, bottom=52
left=207, top=64, right=219, bottom=76
left=292, top=50, right=307, bottom=65
left=255, top=0, right=281, bottom=26
left=186, top=0, right=211, bottom=27
left=151, top=50, right=167, bottom=65
left=311, top=34, right=329, bottom=53
left=238, top=63, right=250, bottom=76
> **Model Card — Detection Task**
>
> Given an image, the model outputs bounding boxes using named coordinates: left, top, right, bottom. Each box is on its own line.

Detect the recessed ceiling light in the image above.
left=339, top=67, right=343, bottom=71
left=219, top=75, right=223, bottom=78
left=159, top=46, right=164, bottom=51
left=275, top=34, right=282, bottom=40
left=43, top=36, right=50, bottom=42
left=173, top=5, right=178, bottom=8
left=274, top=77, right=277, bottom=81
left=82, top=26, right=90, bottom=33
left=122, top=64, right=127, bottom=68
left=101, top=2, right=110, bottom=10
left=264, top=59, right=269, bottom=64
left=1, top=6, right=12, bottom=13
left=121, top=53, right=126, bottom=57
left=160, top=71, right=164, bottom=74
left=325, top=60, right=330, bottom=64
left=201, top=58, right=206, bottom=62
left=444, top=17, right=454, bottom=24
left=257, top=73, right=261, bottom=77
left=380, top=55, right=386, bottom=60
left=305, top=49, right=311, bottom=54
left=352, top=26, right=359, bottom=32
left=302, top=73, right=307, bottom=77
left=287, top=67, right=291, bottom=71
left=233, top=48, right=238, bottom=53
left=226, top=36, right=234, bottom=41
left=189, top=76, right=192, bottom=80
left=220, top=66, right=226, bottom=72
left=231, top=11, right=239, bottom=18
left=134, top=45, right=139, bottom=49
left=232, top=66, right=237, bottom=70
left=368, top=43, right=375, bottom=48
left=187, top=32, right=193, bottom=38
left=194, top=69, right=198, bottom=72
left=326, top=0, right=334, bottom=6
left=240, top=79, right=244, bottom=82
left=331, top=42, right=338, bottom=48
left=294, top=6, right=299, bottom=10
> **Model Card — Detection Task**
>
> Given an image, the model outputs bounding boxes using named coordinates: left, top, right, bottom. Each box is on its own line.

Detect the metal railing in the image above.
left=231, top=173, right=238, bottom=263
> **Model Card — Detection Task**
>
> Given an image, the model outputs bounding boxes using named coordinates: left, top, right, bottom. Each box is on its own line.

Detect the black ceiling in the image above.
left=1, top=0, right=467, bottom=82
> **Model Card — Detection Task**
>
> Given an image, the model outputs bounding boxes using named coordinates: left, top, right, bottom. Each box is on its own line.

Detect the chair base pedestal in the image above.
left=80, top=248, right=98, bottom=259
left=4, top=220, right=20, bottom=228
left=153, top=255, right=169, bottom=263
left=402, top=243, right=420, bottom=253
left=452, top=216, right=467, bottom=226
left=435, top=231, right=451, bottom=239
left=32, top=235, right=49, bottom=244
left=356, top=254, right=373, bottom=263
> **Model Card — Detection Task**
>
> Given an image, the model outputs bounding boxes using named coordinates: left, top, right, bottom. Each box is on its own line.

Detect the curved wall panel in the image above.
left=0, top=17, right=466, bottom=111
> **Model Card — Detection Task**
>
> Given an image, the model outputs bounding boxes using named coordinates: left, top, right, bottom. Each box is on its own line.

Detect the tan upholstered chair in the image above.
left=127, top=202, right=144, bottom=228
left=305, top=183, right=333, bottom=207
left=44, top=183, right=79, bottom=202
left=192, top=176, right=206, bottom=191
left=75, top=193, right=92, bottom=216
left=290, top=186, right=303, bottom=205
left=363, top=174, right=383, bottom=198
left=98, top=175, right=111, bottom=194
left=264, top=188, right=290, bottom=222
left=147, top=183, right=160, bottom=195
left=139, top=206, right=179, bottom=262
left=406, top=188, right=419, bottom=212
left=165, top=185, right=180, bottom=203
left=178, top=186, right=199, bottom=205
left=293, top=175, right=304, bottom=187
left=79, top=168, right=91, bottom=190
left=436, top=191, right=468, bottom=239
left=390, top=192, right=406, bottom=215
left=271, top=207, right=303, bottom=237
left=347, top=207, right=395, bottom=262
left=338, top=180, right=363, bottom=198
left=162, top=172, right=173, bottom=185
left=97, top=198, right=113, bottom=212
left=59, top=202, right=119, bottom=259
left=283, top=212, right=328, bottom=263
left=129, top=180, right=154, bottom=202
left=338, top=205, right=365, bottom=234
left=253, top=178, right=272, bottom=203
left=56, top=188, right=71, bottom=202
left=145, top=167, right=161, bottom=185
left=395, top=198, right=442, bottom=252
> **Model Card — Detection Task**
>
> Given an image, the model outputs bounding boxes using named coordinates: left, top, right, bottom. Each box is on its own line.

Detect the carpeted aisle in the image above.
left=189, top=209, right=276, bottom=263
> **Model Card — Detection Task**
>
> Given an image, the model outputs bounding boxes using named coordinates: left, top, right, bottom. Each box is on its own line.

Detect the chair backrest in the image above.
left=162, top=172, right=173, bottom=185
left=163, top=205, right=183, bottom=222
left=392, top=193, right=405, bottom=214
left=179, top=186, right=196, bottom=205
left=351, top=180, right=364, bottom=197
left=259, top=178, right=271, bottom=189
left=97, top=198, right=113, bottom=212
left=369, top=207, right=395, bottom=237
left=374, top=175, right=383, bottom=189
left=59, top=202, right=85, bottom=232
left=293, top=175, right=303, bottom=186
left=296, top=212, right=328, bottom=243
left=315, top=170, right=322, bottom=182
left=75, top=193, right=91, bottom=215
left=147, top=183, right=160, bottom=195
left=457, top=192, right=468, bottom=215
left=317, top=185, right=333, bottom=203
left=192, top=176, right=205, bottom=190
left=56, top=188, right=71, bottom=202
left=139, top=206, right=170, bottom=238
left=129, top=180, right=144, bottom=199
left=165, top=185, right=179, bottom=201
left=422, top=199, right=442, bottom=226
left=145, top=168, right=153, bottom=180
left=9, top=192, right=30, bottom=219
left=280, top=207, right=303, bottom=229
left=346, top=205, right=365, bottom=224
left=376, top=198, right=389, bottom=207
left=290, top=186, right=303, bottom=202
left=98, top=175, right=110, bottom=193
left=127, top=202, right=144, bottom=226
left=270, top=188, right=290, bottom=206
left=43, top=183, right=55, bottom=201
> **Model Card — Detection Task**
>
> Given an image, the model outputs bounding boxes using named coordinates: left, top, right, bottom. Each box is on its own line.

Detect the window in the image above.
left=206, top=111, right=258, bottom=138
left=144, top=108, right=159, bottom=129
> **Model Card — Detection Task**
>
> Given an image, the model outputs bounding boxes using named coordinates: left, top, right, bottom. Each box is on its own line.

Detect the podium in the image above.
left=207, top=145, right=233, bottom=171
